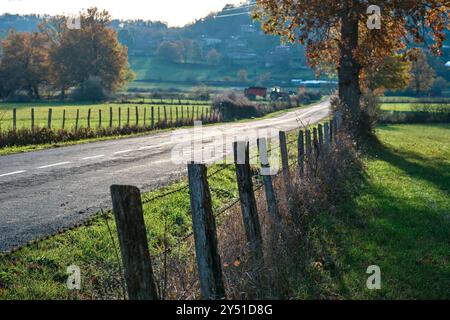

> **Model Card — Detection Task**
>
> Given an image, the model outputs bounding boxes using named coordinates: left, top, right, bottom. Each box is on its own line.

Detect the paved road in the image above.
left=0, top=99, right=330, bottom=252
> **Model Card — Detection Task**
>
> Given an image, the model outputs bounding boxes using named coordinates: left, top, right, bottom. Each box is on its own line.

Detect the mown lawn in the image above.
left=297, top=124, right=450, bottom=299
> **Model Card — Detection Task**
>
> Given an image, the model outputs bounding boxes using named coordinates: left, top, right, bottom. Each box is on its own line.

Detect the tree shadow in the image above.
left=367, top=140, right=450, bottom=196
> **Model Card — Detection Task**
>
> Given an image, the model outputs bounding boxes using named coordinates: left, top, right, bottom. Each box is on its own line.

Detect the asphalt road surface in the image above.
left=0, top=99, right=330, bottom=252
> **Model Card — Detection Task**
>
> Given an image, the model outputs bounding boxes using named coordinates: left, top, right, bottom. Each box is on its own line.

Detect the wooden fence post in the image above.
left=62, top=110, right=66, bottom=130
left=329, top=120, right=334, bottom=144
left=75, top=109, right=79, bottom=131
left=233, top=141, right=263, bottom=260
left=176, top=107, right=179, bottom=125
left=298, top=130, right=305, bottom=178
left=127, top=107, right=130, bottom=127
left=98, top=109, right=102, bottom=128
left=187, top=164, right=226, bottom=300
left=181, top=106, right=184, bottom=123
left=324, top=122, right=330, bottom=146
left=135, top=106, right=139, bottom=126
left=151, top=106, right=154, bottom=129
left=318, top=124, right=324, bottom=146
left=163, top=106, right=167, bottom=127
left=313, top=128, right=319, bottom=156
left=170, top=108, right=173, bottom=127
left=143, top=107, right=147, bottom=127
left=118, top=107, right=122, bottom=128
left=47, top=108, right=52, bottom=129
left=257, top=138, right=281, bottom=223
left=305, top=130, right=312, bottom=173
left=157, top=107, right=161, bottom=126
left=110, top=185, right=159, bottom=300
left=187, top=107, right=190, bottom=123
left=110, top=107, right=113, bottom=128
left=87, top=108, right=91, bottom=128
left=279, top=131, right=296, bottom=216
left=12, top=108, right=17, bottom=130
left=31, top=108, right=35, bottom=131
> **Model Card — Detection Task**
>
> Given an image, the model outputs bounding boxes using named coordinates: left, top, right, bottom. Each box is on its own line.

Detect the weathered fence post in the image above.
left=151, top=106, right=154, bottom=129
left=329, top=120, right=336, bottom=144
left=257, top=138, right=281, bottom=223
left=87, top=108, right=91, bottom=128
left=305, top=129, right=312, bottom=161
left=127, top=107, right=130, bottom=127
left=279, top=131, right=296, bottom=216
left=176, top=107, right=179, bottom=125
left=163, top=106, right=167, bottom=127
left=118, top=107, right=122, bottom=128
left=187, top=164, right=226, bottom=300
left=157, top=106, right=161, bottom=126
left=313, top=128, right=319, bottom=156
left=12, top=108, right=17, bottom=130
left=170, top=108, right=173, bottom=127
left=298, top=130, right=305, bottom=178
left=98, top=109, right=102, bottom=128
left=110, top=185, right=159, bottom=300
left=75, top=109, right=79, bottom=131
left=31, top=108, right=35, bottom=131
left=135, top=106, right=139, bottom=126
left=143, top=107, right=147, bottom=127
left=318, top=124, right=324, bottom=146
left=47, top=108, right=52, bottom=129
left=110, top=107, right=113, bottom=128
left=62, top=110, right=66, bottom=130
left=324, top=122, right=330, bottom=146
left=181, top=106, right=184, bottom=123
left=187, top=107, right=190, bottom=124
left=234, top=141, right=263, bottom=259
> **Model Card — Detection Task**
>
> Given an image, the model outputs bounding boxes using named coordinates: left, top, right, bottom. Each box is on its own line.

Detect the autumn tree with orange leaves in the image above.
left=254, top=0, right=449, bottom=138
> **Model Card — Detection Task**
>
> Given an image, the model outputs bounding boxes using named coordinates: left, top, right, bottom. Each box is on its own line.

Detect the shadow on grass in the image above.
left=303, top=139, right=450, bottom=299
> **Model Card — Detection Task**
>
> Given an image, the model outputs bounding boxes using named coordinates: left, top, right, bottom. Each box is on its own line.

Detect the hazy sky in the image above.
left=0, top=0, right=246, bottom=26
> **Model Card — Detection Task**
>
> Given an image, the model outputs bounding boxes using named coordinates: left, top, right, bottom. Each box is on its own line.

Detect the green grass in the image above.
left=295, top=124, right=450, bottom=299
left=381, top=102, right=450, bottom=112
left=0, top=102, right=211, bottom=132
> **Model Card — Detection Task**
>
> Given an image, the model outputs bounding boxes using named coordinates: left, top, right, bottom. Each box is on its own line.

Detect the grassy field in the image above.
left=0, top=102, right=211, bottom=132
left=381, top=102, right=450, bottom=112
left=296, top=124, right=450, bottom=299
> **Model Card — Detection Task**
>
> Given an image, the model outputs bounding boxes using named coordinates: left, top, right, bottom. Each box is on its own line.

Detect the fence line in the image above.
left=109, top=116, right=339, bottom=300
left=1, top=105, right=214, bottom=132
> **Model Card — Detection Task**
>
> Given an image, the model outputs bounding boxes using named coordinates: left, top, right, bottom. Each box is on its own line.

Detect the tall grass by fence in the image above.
left=109, top=115, right=341, bottom=300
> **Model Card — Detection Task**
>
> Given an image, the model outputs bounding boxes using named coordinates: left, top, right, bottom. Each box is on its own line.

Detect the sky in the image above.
left=0, top=0, right=246, bottom=26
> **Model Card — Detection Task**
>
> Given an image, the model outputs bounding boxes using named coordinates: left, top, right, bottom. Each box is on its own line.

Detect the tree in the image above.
left=206, top=49, right=221, bottom=65
left=365, top=55, right=411, bottom=93
left=254, top=1, right=449, bottom=137
left=430, top=77, right=447, bottom=96
left=156, top=41, right=183, bottom=63
left=43, top=8, right=132, bottom=99
left=0, top=31, right=51, bottom=99
left=409, top=51, right=436, bottom=96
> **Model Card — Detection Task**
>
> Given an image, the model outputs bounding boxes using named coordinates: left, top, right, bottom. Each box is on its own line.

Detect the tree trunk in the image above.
left=338, top=9, right=361, bottom=136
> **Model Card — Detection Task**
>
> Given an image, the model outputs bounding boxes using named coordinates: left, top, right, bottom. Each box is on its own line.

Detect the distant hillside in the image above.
left=1, top=4, right=449, bottom=91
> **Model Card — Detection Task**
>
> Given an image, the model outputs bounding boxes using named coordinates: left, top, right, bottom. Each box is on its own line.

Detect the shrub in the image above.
left=213, top=91, right=262, bottom=120
left=72, top=77, right=109, bottom=102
